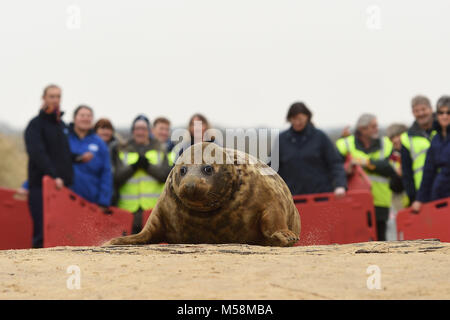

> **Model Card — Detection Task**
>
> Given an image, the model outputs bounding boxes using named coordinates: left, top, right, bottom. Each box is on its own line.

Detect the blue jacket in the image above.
left=68, top=125, right=113, bottom=206
left=275, top=124, right=347, bottom=196
left=417, top=125, right=450, bottom=202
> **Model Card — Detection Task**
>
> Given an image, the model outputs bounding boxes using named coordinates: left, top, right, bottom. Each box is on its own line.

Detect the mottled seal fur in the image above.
left=104, top=142, right=301, bottom=247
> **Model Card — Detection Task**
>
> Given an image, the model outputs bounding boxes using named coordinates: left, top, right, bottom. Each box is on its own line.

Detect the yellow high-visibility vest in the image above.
left=400, top=130, right=437, bottom=191
left=118, top=150, right=166, bottom=212
left=336, top=135, right=393, bottom=208
left=167, top=151, right=176, bottom=167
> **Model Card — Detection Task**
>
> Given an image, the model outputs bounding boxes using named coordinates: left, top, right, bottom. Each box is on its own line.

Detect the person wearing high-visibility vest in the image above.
left=151, top=117, right=177, bottom=165
left=114, top=115, right=172, bottom=234
left=151, top=117, right=176, bottom=152
left=400, top=95, right=437, bottom=205
left=412, top=96, right=450, bottom=213
left=385, top=123, right=409, bottom=240
left=336, top=114, right=397, bottom=241
left=151, top=116, right=177, bottom=194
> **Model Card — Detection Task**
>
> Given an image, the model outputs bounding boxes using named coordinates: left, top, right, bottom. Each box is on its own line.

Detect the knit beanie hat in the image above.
left=131, top=114, right=150, bottom=132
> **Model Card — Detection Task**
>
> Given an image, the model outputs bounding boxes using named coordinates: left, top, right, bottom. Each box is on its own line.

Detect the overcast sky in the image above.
left=1, top=0, right=449, bottom=132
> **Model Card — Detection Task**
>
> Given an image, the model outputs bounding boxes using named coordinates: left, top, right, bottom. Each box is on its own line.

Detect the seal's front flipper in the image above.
left=269, top=230, right=299, bottom=247
left=102, top=230, right=151, bottom=246
left=260, top=209, right=299, bottom=247
left=102, top=210, right=165, bottom=246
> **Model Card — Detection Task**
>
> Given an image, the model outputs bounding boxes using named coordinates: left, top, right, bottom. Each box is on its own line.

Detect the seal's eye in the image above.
left=202, top=165, right=214, bottom=175
left=180, top=166, right=187, bottom=176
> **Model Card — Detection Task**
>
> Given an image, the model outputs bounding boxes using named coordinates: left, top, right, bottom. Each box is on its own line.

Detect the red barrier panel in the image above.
left=294, top=190, right=377, bottom=246
left=42, top=176, right=134, bottom=247
left=142, top=210, right=151, bottom=227
left=397, top=197, right=450, bottom=242
left=0, top=187, right=33, bottom=249
left=2, top=177, right=377, bottom=248
left=347, top=165, right=372, bottom=191
left=344, top=157, right=372, bottom=191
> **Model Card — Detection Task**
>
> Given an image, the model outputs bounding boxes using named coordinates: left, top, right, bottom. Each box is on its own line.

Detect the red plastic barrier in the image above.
left=344, top=157, right=372, bottom=191
left=294, top=190, right=377, bottom=246
left=42, top=176, right=134, bottom=247
left=397, top=197, right=450, bottom=242
left=0, top=187, right=33, bottom=249
left=2, top=176, right=377, bottom=248
left=142, top=210, right=151, bottom=227
left=347, top=165, right=372, bottom=191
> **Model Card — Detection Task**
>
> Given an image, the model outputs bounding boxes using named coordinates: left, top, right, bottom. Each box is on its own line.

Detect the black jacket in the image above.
left=24, top=110, right=73, bottom=188
left=275, top=124, right=347, bottom=196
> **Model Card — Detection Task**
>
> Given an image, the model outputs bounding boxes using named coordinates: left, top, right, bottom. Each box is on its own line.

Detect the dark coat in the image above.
left=416, top=124, right=450, bottom=202
left=24, top=110, right=73, bottom=188
left=275, top=124, right=347, bottom=196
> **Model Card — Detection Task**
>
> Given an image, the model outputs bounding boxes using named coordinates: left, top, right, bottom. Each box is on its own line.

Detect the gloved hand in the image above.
left=130, top=155, right=149, bottom=171
left=131, top=161, right=140, bottom=171
left=137, top=155, right=150, bottom=170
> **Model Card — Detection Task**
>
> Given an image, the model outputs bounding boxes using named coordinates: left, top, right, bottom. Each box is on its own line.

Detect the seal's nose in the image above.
left=185, top=181, right=196, bottom=193
left=180, top=178, right=198, bottom=199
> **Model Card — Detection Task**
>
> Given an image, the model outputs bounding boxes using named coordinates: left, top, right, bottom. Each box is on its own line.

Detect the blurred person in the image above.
left=400, top=95, right=437, bottom=205
left=68, top=105, right=112, bottom=208
left=114, top=115, right=171, bottom=233
left=412, top=96, right=450, bottom=212
left=94, top=117, right=124, bottom=160
left=94, top=118, right=122, bottom=205
left=152, top=117, right=175, bottom=152
left=174, top=113, right=217, bottom=157
left=340, top=125, right=352, bottom=138
left=336, top=114, right=397, bottom=241
left=386, top=123, right=408, bottom=179
left=24, top=84, right=73, bottom=248
left=276, top=102, right=347, bottom=198
left=385, top=123, right=408, bottom=240
left=188, top=113, right=210, bottom=141
left=94, top=118, right=115, bottom=146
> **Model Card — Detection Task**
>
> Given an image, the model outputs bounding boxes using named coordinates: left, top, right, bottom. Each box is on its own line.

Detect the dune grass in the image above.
left=0, top=133, right=27, bottom=189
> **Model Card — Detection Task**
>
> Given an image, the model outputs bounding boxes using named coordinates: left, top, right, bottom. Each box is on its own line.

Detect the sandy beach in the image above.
left=0, top=239, right=449, bottom=300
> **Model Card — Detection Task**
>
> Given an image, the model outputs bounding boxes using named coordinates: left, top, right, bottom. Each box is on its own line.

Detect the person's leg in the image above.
left=28, top=186, right=43, bottom=248
left=132, top=208, right=143, bottom=235
left=376, top=220, right=387, bottom=241
left=385, top=206, right=398, bottom=241
left=375, top=206, right=389, bottom=241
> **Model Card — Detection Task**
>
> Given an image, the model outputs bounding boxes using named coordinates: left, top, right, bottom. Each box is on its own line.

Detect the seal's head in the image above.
left=171, top=142, right=238, bottom=212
